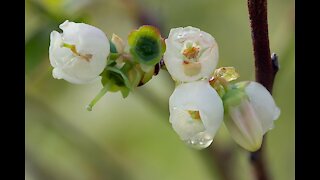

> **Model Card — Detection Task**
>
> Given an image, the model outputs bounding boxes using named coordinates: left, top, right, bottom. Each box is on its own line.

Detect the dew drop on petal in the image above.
left=183, top=132, right=213, bottom=150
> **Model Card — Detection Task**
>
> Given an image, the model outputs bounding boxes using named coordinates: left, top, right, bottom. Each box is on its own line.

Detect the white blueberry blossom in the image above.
left=163, top=26, right=219, bottom=82
left=169, top=80, right=224, bottom=149
left=223, top=81, right=280, bottom=151
left=49, top=20, right=110, bottom=84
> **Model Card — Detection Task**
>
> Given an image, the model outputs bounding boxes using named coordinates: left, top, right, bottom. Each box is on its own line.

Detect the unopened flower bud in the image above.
left=223, top=81, right=280, bottom=151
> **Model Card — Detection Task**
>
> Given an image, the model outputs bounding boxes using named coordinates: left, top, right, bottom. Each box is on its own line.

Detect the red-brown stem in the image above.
left=248, top=0, right=277, bottom=91
left=248, top=0, right=278, bottom=180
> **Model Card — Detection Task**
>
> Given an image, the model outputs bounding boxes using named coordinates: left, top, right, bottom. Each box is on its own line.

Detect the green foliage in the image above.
left=26, top=0, right=89, bottom=74
left=89, top=25, right=165, bottom=107
left=26, top=29, right=50, bottom=73
left=101, top=66, right=132, bottom=98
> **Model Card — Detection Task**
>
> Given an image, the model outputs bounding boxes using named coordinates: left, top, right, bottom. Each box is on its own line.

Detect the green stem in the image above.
left=86, top=82, right=112, bottom=111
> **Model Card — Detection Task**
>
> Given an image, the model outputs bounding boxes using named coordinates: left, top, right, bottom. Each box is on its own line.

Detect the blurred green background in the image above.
left=25, top=0, right=294, bottom=179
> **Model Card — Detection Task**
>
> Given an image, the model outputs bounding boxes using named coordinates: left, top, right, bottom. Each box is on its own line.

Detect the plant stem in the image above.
left=120, top=0, right=164, bottom=32
left=250, top=138, right=269, bottom=180
left=247, top=0, right=279, bottom=180
left=86, top=83, right=111, bottom=111
left=248, top=0, right=278, bottom=91
left=205, top=146, right=235, bottom=180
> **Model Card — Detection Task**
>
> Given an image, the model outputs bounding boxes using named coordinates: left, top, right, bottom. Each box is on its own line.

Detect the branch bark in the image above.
left=247, top=0, right=279, bottom=180
left=206, top=146, right=235, bottom=180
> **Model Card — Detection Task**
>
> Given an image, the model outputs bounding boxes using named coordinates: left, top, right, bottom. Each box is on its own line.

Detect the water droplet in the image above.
left=183, top=132, right=213, bottom=149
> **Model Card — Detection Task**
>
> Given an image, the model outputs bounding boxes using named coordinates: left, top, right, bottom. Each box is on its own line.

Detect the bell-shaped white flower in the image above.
left=163, top=26, right=219, bottom=82
left=49, top=20, right=110, bottom=84
left=169, top=80, right=224, bottom=149
left=223, top=81, right=280, bottom=151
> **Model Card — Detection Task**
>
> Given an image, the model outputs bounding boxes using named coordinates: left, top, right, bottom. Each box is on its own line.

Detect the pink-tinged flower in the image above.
left=223, top=81, right=280, bottom=151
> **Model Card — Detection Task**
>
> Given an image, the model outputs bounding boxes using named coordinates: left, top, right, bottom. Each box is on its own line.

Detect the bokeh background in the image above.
left=25, top=0, right=295, bottom=179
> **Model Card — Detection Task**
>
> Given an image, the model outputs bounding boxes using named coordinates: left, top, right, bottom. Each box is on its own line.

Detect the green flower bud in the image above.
left=128, top=25, right=166, bottom=67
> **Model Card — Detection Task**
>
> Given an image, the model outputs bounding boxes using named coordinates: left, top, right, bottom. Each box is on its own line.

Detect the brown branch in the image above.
left=248, top=0, right=278, bottom=91
left=120, top=0, right=164, bottom=32
left=205, top=145, right=235, bottom=180
left=250, top=138, right=269, bottom=180
left=247, top=0, right=279, bottom=180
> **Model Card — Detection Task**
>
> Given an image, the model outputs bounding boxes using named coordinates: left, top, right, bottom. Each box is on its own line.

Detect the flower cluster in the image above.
left=49, top=21, right=280, bottom=152
left=164, top=27, right=280, bottom=151
left=49, top=21, right=165, bottom=111
left=164, top=27, right=223, bottom=149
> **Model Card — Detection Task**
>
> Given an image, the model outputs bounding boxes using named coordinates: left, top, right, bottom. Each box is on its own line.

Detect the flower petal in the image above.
left=245, top=82, right=281, bottom=133
left=164, top=26, right=219, bottom=82
left=224, top=100, right=263, bottom=151
left=49, top=20, right=110, bottom=84
left=169, top=80, right=224, bottom=147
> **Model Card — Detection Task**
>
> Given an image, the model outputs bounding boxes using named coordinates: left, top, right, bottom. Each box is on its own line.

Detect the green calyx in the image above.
left=128, top=25, right=166, bottom=67
left=233, top=81, right=250, bottom=90
left=101, top=65, right=132, bottom=95
left=222, top=86, right=248, bottom=114
left=87, top=28, right=165, bottom=111
left=87, top=64, right=134, bottom=111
